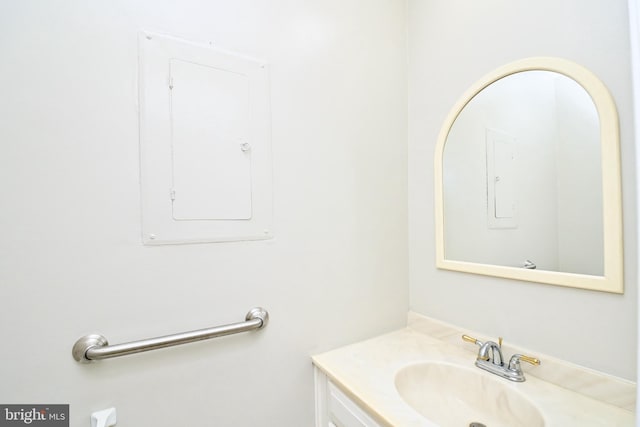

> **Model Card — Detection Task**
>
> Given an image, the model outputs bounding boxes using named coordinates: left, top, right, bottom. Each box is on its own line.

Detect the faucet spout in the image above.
left=478, top=341, right=503, bottom=366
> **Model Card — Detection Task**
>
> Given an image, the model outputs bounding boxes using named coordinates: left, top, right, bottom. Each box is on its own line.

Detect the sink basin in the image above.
left=395, top=362, right=545, bottom=427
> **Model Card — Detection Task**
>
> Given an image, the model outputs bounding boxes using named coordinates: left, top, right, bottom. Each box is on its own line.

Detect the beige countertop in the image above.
left=312, top=318, right=635, bottom=427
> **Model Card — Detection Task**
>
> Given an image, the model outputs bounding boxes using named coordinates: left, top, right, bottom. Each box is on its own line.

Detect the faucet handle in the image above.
left=517, top=354, right=540, bottom=366
left=462, top=335, right=484, bottom=347
left=508, top=353, right=541, bottom=371
left=462, top=334, right=483, bottom=346
left=463, top=334, right=503, bottom=348
left=462, top=335, right=490, bottom=361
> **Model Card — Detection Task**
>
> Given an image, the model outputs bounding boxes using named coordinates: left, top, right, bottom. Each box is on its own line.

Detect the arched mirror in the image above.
left=434, top=57, right=623, bottom=293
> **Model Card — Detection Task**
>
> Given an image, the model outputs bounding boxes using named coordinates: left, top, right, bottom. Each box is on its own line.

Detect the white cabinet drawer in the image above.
left=314, top=367, right=383, bottom=427
left=328, top=382, right=382, bottom=427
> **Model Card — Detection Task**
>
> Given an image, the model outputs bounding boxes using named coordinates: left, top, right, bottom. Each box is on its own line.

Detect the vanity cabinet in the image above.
left=314, top=367, right=384, bottom=427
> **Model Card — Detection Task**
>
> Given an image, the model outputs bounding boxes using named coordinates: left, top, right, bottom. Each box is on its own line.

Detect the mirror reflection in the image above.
left=443, top=71, right=603, bottom=276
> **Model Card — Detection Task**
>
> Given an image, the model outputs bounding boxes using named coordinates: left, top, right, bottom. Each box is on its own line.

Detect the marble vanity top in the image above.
left=312, top=314, right=635, bottom=427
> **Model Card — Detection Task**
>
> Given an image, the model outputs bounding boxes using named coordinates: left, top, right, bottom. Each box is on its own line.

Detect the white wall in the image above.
left=0, top=1, right=408, bottom=426
left=408, top=0, right=637, bottom=380
left=630, top=0, right=640, bottom=415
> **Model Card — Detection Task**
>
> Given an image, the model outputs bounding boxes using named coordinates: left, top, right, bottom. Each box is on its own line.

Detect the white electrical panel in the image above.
left=138, top=32, right=272, bottom=244
left=486, top=128, right=517, bottom=229
left=170, top=59, right=252, bottom=220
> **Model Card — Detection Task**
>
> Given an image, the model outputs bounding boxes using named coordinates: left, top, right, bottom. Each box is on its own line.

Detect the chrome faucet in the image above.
left=477, top=339, right=504, bottom=365
left=462, top=335, right=540, bottom=382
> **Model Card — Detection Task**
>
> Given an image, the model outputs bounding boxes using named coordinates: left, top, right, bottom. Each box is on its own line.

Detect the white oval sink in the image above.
left=395, top=362, right=545, bottom=427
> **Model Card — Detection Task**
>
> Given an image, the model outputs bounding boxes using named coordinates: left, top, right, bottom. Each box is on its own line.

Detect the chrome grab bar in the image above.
left=72, top=307, right=268, bottom=363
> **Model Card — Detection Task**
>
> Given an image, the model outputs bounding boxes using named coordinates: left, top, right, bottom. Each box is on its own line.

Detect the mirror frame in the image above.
left=434, top=57, right=623, bottom=293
